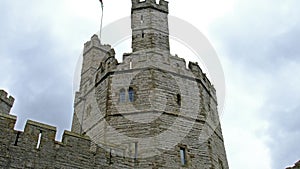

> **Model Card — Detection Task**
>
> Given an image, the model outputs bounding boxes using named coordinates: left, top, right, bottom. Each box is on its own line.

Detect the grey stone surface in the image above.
left=72, top=0, right=229, bottom=168
left=0, top=0, right=229, bottom=168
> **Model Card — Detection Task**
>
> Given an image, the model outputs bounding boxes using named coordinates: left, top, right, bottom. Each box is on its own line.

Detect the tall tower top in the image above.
left=131, top=0, right=170, bottom=52
left=131, top=0, right=169, bottom=13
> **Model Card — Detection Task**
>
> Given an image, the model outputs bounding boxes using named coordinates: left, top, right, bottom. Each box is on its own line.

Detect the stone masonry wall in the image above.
left=0, top=113, right=116, bottom=169
left=131, top=0, right=170, bottom=52
left=70, top=0, right=229, bottom=168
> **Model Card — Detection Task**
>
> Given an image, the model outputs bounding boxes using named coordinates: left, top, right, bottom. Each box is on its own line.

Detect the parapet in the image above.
left=0, top=89, right=15, bottom=114
left=132, top=0, right=169, bottom=13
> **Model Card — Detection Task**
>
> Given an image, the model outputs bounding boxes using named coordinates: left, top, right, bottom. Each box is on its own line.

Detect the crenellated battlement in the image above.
left=0, top=113, right=110, bottom=168
left=132, top=0, right=169, bottom=14
left=83, top=34, right=112, bottom=55
left=188, top=62, right=217, bottom=101
left=0, top=89, right=15, bottom=115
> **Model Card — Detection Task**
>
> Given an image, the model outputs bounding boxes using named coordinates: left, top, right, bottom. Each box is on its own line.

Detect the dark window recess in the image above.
left=120, top=89, right=126, bottom=102
left=176, top=94, right=181, bottom=106
left=142, top=31, right=145, bottom=38
left=109, top=149, right=113, bottom=164
left=129, top=87, right=134, bottom=102
left=14, top=131, right=21, bottom=146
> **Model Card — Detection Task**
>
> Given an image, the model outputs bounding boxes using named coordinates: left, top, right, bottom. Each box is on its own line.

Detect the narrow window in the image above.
left=134, top=142, right=138, bottom=162
left=109, top=148, right=113, bottom=164
left=176, top=94, right=181, bottom=106
left=36, top=131, right=42, bottom=149
left=140, top=15, right=144, bottom=24
left=119, top=89, right=125, bottom=103
left=14, top=131, right=21, bottom=146
left=180, top=147, right=187, bottom=166
left=129, top=87, right=134, bottom=102
left=130, top=61, right=132, bottom=69
left=142, top=31, right=145, bottom=38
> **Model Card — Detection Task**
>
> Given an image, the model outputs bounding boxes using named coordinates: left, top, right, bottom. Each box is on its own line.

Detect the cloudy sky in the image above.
left=0, top=0, right=299, bottom=169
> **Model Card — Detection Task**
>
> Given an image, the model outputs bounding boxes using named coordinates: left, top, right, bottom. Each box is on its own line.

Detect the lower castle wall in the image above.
left=0, top=113, right=228, bottom=169
left=0, top=114, right=109, bottom=169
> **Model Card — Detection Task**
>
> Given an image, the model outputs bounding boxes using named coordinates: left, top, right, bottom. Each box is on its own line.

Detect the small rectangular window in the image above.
left=180, top=147, right=187, bottom=166
left=141, top=15, right=144, bottom=24
left=129, top=87, right=134, bottom=102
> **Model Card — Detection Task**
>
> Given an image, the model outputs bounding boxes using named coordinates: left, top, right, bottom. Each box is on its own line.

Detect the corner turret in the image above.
left=0, top=89, right=15, bottom=115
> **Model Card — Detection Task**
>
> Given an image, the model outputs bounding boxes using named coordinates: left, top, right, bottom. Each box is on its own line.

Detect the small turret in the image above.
left=0, top=90, right=15, bottom=115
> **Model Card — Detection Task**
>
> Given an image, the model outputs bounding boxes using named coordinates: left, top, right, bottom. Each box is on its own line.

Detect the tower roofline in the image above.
left=132, top=0, right=169, bottom=13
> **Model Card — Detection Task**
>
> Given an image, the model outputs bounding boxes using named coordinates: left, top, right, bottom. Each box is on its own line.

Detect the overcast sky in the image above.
left=0, top=0, right=299, bottom=169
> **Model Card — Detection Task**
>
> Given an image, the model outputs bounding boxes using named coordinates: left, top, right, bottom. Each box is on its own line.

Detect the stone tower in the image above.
left=131, top=0, right=169, bottom=52
left=72, top=0, right=229, bottom=168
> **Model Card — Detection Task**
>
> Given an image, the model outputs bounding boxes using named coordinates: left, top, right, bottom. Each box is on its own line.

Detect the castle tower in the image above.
left=131, top=0, right=170, bottom=52
left=71, top=1, right=229, bottom=168
left=71, top=34, right=116, bottom=134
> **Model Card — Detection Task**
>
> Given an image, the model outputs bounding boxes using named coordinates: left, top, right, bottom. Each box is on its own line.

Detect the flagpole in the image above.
left=100, top=4, right=104, bottom=40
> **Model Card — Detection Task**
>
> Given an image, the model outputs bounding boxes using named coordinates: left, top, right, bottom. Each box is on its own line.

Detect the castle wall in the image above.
left=0, top=113, right=113, bottom=169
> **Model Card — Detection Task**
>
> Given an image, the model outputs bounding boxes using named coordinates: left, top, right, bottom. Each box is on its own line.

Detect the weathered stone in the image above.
left=72, top=0, right=229, bottom=168
left=0, top=90, right=14, bottom=115
left=0, top=0, right=229, bottom=168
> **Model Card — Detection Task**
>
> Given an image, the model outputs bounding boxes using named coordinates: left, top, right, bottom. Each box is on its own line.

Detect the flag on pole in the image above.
left=98, top=0, right=104, bottom=40
left=99, top=0, right=103, bottom=9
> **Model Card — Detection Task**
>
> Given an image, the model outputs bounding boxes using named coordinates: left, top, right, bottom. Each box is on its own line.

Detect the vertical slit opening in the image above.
left=177, top=94, right=181, bottom=106
left=130, top=61, right=132, bottom=69
left=109, top=148, right=113, bottom=164
left=134, top=142, right=138, bottom=162
left=14, top=131, right=21, bottom=146
left=36, top=131, right=42, bottom=149
left=141, top=15, right=144, bottom=24
left=180, top=147, right=187, bottom=166
left=142, top=31, right=145, bottom=38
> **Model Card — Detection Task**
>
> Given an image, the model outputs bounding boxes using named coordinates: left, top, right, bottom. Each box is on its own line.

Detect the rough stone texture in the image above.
left=0, top=90, right=15, bottom=115
left=0, top=0, right=229, bottom=168
left=0, top=113, right=112, bottom=169
left=287, top=161, right=300, bottom=169
left=131, top=0, right=170, bottom=52
left=72, top=0, right=229, bottom=168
